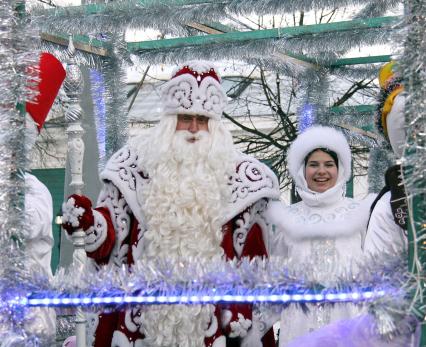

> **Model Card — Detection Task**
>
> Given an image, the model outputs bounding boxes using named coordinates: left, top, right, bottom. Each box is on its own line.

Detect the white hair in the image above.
left=133, top=115, right=236, bottom=346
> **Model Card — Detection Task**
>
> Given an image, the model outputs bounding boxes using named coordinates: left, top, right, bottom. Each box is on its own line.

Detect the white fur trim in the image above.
left=97, top=183, right=133, bottom=265
left=84, top=210, right=108, bottom=252
left=62, top=197, right=85, bottom=227
left=288, top=126, right=352, bottom=184
left=100, top=146, right=148, bottom=226
left=102, top=147, right=279, bottom=228
left=278, top=194, right=376, bottom=241
left=233, top=199, right=268, bottom=257
left=161, top=61, right=226, bottom=120
left=226, top=153, right=280, bottom=222
left=233, top=210, right=253, bottom=257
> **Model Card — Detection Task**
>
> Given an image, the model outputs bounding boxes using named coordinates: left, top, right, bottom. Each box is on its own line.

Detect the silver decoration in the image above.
left=331, top=64, right=385, bottom=80
left=38, top=251, right=407, bottom=310
left=353, top=0, right=401, bottom=19
left=310, top=239, right=339, bottom=283
left=63, top=35, right=87, bottom=347
left=396, top=0, right=426, bottom=334
left=400, top=0, right=426, bottom=199
left=367, top=147, right=394, bottom=193
left=41, top=39, right=103, bottom=70
left=132, top=27, right=389, bottom=76
left=298, top=67, right=330, bottom=127
left=101, top=34, right=129, bottom=160
left=56, top=315, right=77, bottom=344
left=0, top=1, right=43, bottom=345
left=30, top=0, right=398, bottom=36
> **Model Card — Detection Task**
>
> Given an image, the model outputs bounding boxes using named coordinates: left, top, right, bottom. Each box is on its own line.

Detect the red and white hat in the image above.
left=161, top=61, right=227, bottom=120
left=26, top=52, right=66, bottom=131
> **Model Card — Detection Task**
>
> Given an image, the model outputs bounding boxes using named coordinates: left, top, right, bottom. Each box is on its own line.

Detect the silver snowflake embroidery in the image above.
left=62, top=197, right=85, bottom=227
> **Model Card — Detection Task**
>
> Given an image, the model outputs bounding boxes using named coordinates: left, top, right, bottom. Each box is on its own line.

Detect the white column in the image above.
left=64, top=35, right=87, bottom=347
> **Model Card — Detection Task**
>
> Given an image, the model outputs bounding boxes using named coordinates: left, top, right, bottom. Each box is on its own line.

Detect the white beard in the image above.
left=137, top=124, right=235, bottom=347
left=141, top=130, right=229, bottom=260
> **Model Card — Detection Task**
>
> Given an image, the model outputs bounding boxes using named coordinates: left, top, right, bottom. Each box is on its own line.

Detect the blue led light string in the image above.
left=89, top=69, right=106, bottom=170
left=298, top=103, right=316, bottom=133
left=22, top=287, right=393, bottom=308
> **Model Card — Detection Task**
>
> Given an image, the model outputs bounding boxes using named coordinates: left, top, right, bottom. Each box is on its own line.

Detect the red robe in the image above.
left=79, top=146, right=280, bottom=347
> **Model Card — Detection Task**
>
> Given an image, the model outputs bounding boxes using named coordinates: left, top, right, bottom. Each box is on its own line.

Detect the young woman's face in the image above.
left=305, top=150, right=338, bottom=193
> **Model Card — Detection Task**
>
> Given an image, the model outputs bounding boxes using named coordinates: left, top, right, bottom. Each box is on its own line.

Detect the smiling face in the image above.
left=304, top=149, right=338, bottom=193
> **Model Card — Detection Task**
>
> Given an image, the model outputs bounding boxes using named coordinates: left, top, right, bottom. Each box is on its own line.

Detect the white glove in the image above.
left=229, top=313, right=252, bottom=338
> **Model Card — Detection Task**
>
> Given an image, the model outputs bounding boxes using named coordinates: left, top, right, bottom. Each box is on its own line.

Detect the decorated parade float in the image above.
left=0, top=0, right=424, bottom=346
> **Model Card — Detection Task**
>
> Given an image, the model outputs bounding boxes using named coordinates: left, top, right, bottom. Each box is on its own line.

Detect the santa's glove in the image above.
left=61, top=194, right=94, bottom=234
left=385, top=165, right=408, bottom=230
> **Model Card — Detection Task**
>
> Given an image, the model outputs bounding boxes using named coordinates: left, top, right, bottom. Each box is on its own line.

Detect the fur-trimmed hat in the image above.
left=161, top=60, right=227, bottom=120
left=288, top=126, right=352, bottom=183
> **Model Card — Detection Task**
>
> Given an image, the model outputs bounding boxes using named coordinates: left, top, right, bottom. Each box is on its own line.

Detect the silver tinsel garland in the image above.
left=98, top=52, right=129, bottom=161
left=131, top=27, right=390, bottom=72
left=37, top=25, right=392, bottom=87
left=0, top=1, right=46, bottom=345
left=353, top=0, right=401, bottom=19
left=0, top=0, right=421, bottom=345
left=364, top=0, right=426, bottom=338
left=400, top=0, right=426, bottom=199
left=367, top=147, right=395, bottom=193
left=41, top=39, right=105, bottom=71
left=399, top=0, right=426, bottom=328
left=30, top=0, right=400, bottom=36
left=28, top=253, right=406, bottom=310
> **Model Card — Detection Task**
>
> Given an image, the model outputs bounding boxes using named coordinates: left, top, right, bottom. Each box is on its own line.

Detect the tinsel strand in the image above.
left=30, top=0, right=400, bottom=35
left=400, top=0, right=426, bottom=331
left=101, top=37, right=129, bottom=159
left=0, top=1, right=46, bottom=346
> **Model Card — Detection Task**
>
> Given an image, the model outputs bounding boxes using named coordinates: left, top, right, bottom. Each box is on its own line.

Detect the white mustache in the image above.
left=176, top=130, right=209, bottom=142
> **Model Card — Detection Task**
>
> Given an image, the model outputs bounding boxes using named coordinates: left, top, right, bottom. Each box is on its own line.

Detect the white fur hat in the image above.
left=161, top=60, right=227, bottom=120
left=288, top=126, right=352, bottom=183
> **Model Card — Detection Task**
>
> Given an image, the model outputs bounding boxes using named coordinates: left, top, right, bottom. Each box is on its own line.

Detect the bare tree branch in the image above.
left=36, top=0, right=56, bottom=6
left=332, top=78, right=375, bottom=107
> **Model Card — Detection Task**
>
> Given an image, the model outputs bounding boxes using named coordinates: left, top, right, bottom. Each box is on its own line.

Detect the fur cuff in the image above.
left=85, top=210, right=108, bottom=252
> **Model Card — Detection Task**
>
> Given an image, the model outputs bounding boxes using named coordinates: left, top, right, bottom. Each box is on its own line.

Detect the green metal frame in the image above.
left=127, top=16, right=398, bottom=51
left=42, top=16, right=396, bottom=67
